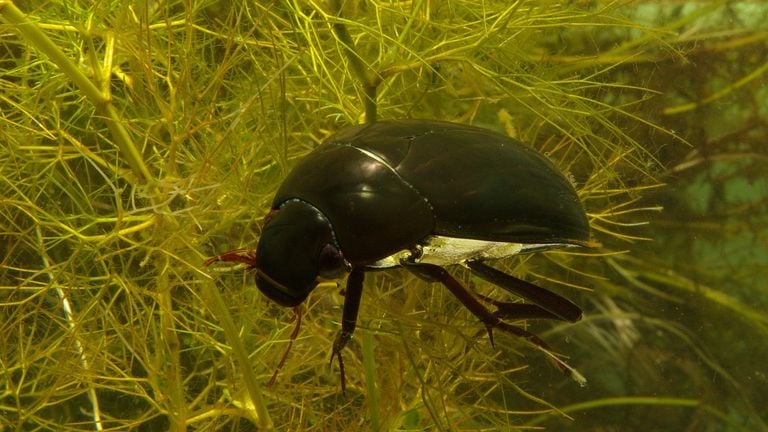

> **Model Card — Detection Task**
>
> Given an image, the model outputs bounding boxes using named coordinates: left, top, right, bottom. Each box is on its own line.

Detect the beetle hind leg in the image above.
left=475, top=294, right=565, bottom=321
left=467, top=260, right=583, bottom=323
left=404, top=262, right=585, bottom=384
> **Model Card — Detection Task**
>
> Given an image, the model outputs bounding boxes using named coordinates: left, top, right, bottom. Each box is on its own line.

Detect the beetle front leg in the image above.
left=203, top=248, right=257, bottom=268
left=331, top=266, right=365, bottom=392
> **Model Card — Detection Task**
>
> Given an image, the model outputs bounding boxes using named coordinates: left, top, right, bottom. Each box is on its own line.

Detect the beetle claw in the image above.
left=485, top=325, right=496, bottom=348
left=330, top=347, right=347, bottom=393
left=329, top=267, right=365, bottom=393
left=330, top=330, right=353, bottom=393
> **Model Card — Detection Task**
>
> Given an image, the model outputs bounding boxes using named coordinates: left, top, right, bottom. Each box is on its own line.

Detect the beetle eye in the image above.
left=318, top=244, right=345, bottom=278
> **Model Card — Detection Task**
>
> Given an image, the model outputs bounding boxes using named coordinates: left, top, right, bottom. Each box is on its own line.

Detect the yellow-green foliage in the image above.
left=1, top=1, right=766, bottom=431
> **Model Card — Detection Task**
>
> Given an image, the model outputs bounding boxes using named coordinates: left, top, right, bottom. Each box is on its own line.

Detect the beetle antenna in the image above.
left=268, top=306, right=303, bottom=388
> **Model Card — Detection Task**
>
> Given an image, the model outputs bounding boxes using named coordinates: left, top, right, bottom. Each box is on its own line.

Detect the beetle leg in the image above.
left=467, top=261, right=582, bottom=323
left=268, top=306, right=302, bottom=388
left=475, top=294, right=564, bottom=321
left=405, top=263, right=536, bottom=346
left=330, top=266, right=365, bottom=393
left=404, top=262, right=584, bottom=382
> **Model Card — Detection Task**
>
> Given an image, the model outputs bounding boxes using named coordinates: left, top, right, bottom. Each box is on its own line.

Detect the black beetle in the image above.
left=207, top=119, right=592, bottom=389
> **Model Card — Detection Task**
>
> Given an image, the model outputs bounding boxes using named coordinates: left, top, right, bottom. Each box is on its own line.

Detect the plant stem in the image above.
left=0, top=0, right=153, bottom=184
left=329, top=0, right=378, bottom=123
left=202, top=283, right=273, bottom=430
left=362, top=328, right=380, bottom=431
left=36, top=226, right=104, bottom=431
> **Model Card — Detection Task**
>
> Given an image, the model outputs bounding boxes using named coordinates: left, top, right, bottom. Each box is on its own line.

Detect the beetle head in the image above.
left=255, top=199, right=347, bottom=307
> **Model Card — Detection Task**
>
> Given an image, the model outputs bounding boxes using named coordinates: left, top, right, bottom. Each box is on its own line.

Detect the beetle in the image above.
left=207, top=119, right=592, bottom=390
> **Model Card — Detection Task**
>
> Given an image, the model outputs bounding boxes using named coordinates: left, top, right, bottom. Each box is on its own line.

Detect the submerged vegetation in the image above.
left=1, top=0, right=766, bottom=430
